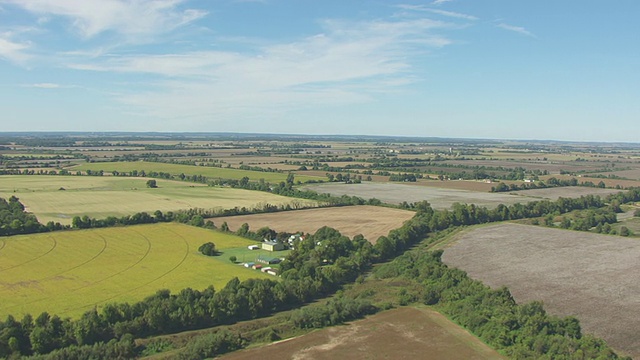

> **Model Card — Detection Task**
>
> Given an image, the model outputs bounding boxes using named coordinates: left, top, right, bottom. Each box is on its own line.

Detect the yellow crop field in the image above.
left=0, top=223, right=271, bottom=319
left=0, top=175, right=316, bottom=225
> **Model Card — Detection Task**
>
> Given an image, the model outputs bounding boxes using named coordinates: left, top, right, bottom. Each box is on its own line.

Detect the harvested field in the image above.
left=0, top=223, right=269, bottom=319
left=416, top=179, right=496, bottom=192
left=442, top=223, right=640, bottom=358
left=0, top=175, right=315, bottom=225
left=221, top=307, right=505, bottom=360
left=211, top=206, right=414, bottom=243
left=300, top=183, right=540, bottom=209
left=510, top=186, right=622, bottom=200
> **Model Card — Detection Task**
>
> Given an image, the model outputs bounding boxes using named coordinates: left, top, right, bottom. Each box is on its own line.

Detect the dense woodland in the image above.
left=2, top=187, right=639, bottom=358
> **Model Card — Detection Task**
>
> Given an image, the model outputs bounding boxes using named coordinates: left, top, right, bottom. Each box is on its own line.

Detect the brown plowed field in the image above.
left=442, top=223, right=640, bottom=358
left=210, top=206, right=414, bottom=243
left=221, top=307, right=505, bottom=360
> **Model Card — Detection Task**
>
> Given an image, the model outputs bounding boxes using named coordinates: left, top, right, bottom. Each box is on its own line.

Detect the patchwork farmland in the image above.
left=0, top=223, right=269, bottom=319
left=221, top=307, right=505, bottom=360
left=211, top=205, right=415, bottom=243
left=442, top=223, right=640, bottom=358
left=0, top=175, right=316, bottom=225
left=300, top=182, right=541, bottom=209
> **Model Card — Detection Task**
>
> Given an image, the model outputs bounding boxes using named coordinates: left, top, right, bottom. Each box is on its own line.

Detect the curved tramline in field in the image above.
left=0, top=223, right=271, bottom=319
left=0, top=175, right=316, bottom=225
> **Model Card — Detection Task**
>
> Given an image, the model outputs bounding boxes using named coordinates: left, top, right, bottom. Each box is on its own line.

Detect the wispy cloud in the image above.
left=32, top=82, right=60, bottom=88
left=68, top=17, right=454, bottom=124
left=0, top=34, right=30, bottom=63
left=0, top=0, right=207, bottom=40
left=432, top=0, right=454, bottom=5
left=497, top=23, right=536, bottom=38
left=397, top=5, right=477, bottom=21
left=21, top=82, right=80, bottom=89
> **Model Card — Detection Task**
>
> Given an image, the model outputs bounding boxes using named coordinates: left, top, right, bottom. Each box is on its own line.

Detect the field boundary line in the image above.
left=0, top=234, right=57, bottom=273
left=73, top=227, right=191, bottom=313
left=0, top=239, right=5, bottom=252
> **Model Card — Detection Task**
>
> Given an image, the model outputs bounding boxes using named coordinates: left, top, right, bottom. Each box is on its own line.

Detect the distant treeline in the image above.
left=490, top=176, right=616, bottom=192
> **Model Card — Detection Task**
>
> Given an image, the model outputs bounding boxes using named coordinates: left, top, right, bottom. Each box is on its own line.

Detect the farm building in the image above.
left=261, top=267, right=272, bottom=273
left=262, top=241, right=285, bottom=251
left=252, top=264, right=263, bottom=270
left=257, top=257, right=282, bottom=265
left=243, top=262, right=255, bottom=268
left=247, top=245, right=259, bottom=250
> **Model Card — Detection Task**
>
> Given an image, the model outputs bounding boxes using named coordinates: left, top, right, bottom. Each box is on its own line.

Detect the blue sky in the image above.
left=0, top=0, right=638, bottom=142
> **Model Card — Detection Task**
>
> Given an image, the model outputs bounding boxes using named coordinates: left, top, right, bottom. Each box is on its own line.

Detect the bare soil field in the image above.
left=441, top=223, right=640, bottom=358
left=221, top=307, right=505, bottom=360
left=510, top=186, right=623, bottom=200
left=300, top=183, right=540, bottom=210
left=415, top=179, right=496, bottom=192
left=210, top=206, right=414, bottom=243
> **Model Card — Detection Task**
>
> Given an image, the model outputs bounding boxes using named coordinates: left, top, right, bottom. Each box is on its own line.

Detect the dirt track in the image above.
left=442, top=223, right=640, bottom=358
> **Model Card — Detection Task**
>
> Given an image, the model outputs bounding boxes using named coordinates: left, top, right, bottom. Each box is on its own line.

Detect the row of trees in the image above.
left=0, top=224, right=384, bottom=358
left=491, top=177, right=612, bottom=193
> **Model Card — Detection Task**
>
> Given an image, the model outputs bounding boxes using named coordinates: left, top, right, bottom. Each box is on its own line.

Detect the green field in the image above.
left=0, top=223, right=273, bottom=319
left=0, top=175, right=316, bottom=225
left=72, top=161, right=322, bottom=183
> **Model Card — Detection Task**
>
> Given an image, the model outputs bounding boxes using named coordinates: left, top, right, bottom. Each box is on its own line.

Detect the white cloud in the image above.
left=0, top=34, right=30, bottom=63
left=0, top=0, right=207, bottom=39
left=28, top=82, right=60, bottom=88
left=432, top=0, right=453, bottom=5
left=497, top=23, right=536, bottom=38
left=68, top=17, right=453, bottom=124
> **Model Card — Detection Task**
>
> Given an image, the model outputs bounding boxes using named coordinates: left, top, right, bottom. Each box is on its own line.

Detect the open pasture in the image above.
left=211, top=205, right=415, bottom=243
left=442, top=223, right=640, bottom=358
left=72, top=161, right=322, bottom=183
left=0, top=223, right=269, bottom=319
left=0, top=175, right=315, bottom=225
left=221, top=307, right=504, bottom=360
left=300, top=182, right=541, bottom=209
